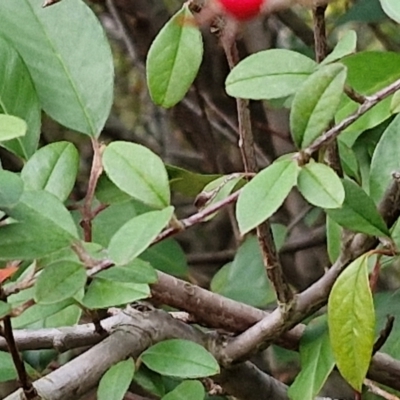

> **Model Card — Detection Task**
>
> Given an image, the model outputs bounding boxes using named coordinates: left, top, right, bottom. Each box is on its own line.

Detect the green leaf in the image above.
left=380, top=0, right=400, bottom=23
left=226, top=49, right=316, bottom=100
left=374, top=291, right=400, bottom=359
left=141, top=239, right=188, bottom=277
left=35, top=261, right=87, bottom=305
left=21, top=142, right=79, bottom=202
left=0, top=170, right=24, bottom=208
left=338, top=52, right=400, bottom=146
left=167, top=165, right=220, bottom=197
left=0, top=115, right=26, bottom=141
left=103, top=142, right=170, bottom=209
left=0, top=191, right=78, bottom=260
left=5, top=190, right=79, bottom=239
left=45, top=303, right=82, bottom=328
left=141, top=339, right=219, bottom=378
left=98, top=358, right=135, bottom=400
left=97, top=258, right=157, bottom=284
left=320, top=31, right=357, bottom=66
left=210, top=236, right=275, bottom=307
left=0, top=351, right=18, bottom=382
left=0, top=301, right=11, bottom=319
left=198, top=175, right=242, bottom=221
left=0, top=223, right=72, bottom=260
left=162, top=381, right=205, bottom=400
left=326, top=216, right=341, bottom=264
left=326, top=179, right=390, bottom=237
left=92, top=201, right=138, bottom=247
left=236, top=158, right=299, bottom=234
left=0, top=190, right=79, bottom=259
left=336, top=0, right=386, bottom=25
left=390, top=90, right=400, bottom=114
left=146, top=4, right=203, bottom=108
left=82, top=278, right=150, bottom=309
left=0, top=0, right=114, bottom=136
left=134, top=365, right=165, bottom=397
left=370, top=114, right=400, bottom=203
left=328, top=254, right=375, bottom=391
left=108, top=207, right=173, bottom=266
left=288, top=316, right=335, bottom=400
left=291, top=63, right=347, bottom=149
left=338, top=139, right=360, bottom=181
left=0, top=36, right=40, bottom=159
left=95, top=174, right=133, bottom=204
left=297, top=162, right=344, bottom=209
left=11, top=298, right=75, bottom=329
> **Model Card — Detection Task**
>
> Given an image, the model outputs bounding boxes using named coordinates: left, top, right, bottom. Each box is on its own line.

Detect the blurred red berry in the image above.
left=215, top=0, right=265, bottom=20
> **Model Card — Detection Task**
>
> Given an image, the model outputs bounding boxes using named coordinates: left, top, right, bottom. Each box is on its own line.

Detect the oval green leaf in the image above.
left=370, top=114, right=400, bottom=203
left=5, top=190, right=79, bottom=239
left=97, top=258, right=157, bottom=284
left=391, top=90, right=400, bottom=114
left=210, top=236, right=275, bottom=307
left=140, top=239, right=188, bottom=277
left=82, top=278, right=150, bottom=309
left=297, top=162, right=344, bottom=209
left=146, top=4, right=203, bottom=108
left=141, top=339, right=219, bottom=378
left=0, top=0, right=114, bottom=136
left=0, top=301, right=11, bottom=319
left=338, top=52, right=400, bottom=146
left=288, top=316, right=335, bottom=400
left=381, top=0, right=400, bottom=23
left=327, top=216, right=341, bottom=264
left=325, top=179, right=390, bottom=237
left=291, top=63, right=347, bottom=149
left=0, top=114, right=26, bottom=142
left=98, top=358, right=135, bottom=400
left=21, top=142, right=79, bottom=202
left=108, top=207, right=174, bottom=265
left=320, top=30, right=357, bottom=66
left=0, top=170, right=24, bottom=208
left=0, top=36, right=40, bottom=159
left=226, top=49, right=316, bottom=100
left=328, top=254, right=375, bottom=391
left=134, top=366, right=165, bottom=398
left=35, top=261, right=87, bottom=305
left=103, top=142, right=170, bottom=209
left=162, top=381, right=205, bottom=400
left=236, top=158, right=299, bottom=234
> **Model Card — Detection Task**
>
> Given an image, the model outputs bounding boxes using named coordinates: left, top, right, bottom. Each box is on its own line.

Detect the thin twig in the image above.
left=154, top=190, right=241, bottom=243
left=364, top=379, right=400, bottom=400
left=0, top=289, right=37, bottom=399
left=373, top=315, right=395, bottom=355
left=221, top=34, right=293, bottom=306
left=304, top=77, right=400, bottom=155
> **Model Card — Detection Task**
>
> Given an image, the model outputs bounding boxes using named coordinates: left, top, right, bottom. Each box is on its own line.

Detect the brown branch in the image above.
left=0, top=289, right=37, bottom=399
left=221, top=33, right=293, bottom=306
left=218, top=170, right=400, bottom=363
left=154, top=190, right=241, bottom=243
left=312, top=4, right=328, bottom=63
left=373, top=315, right=395, bottom=355
left=364, top=379, right=400, bottom=400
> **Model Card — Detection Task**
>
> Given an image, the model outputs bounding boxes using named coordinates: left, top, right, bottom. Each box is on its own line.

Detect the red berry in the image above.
left=215, top=0, right=265, bottom=20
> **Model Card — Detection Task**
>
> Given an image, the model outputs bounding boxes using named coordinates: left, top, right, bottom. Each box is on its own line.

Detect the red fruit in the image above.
left=215, top=0, right=265, bottom=20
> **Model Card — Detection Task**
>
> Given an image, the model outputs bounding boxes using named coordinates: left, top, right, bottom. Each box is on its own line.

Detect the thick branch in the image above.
left=4, top=308, right=288, bottom=400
